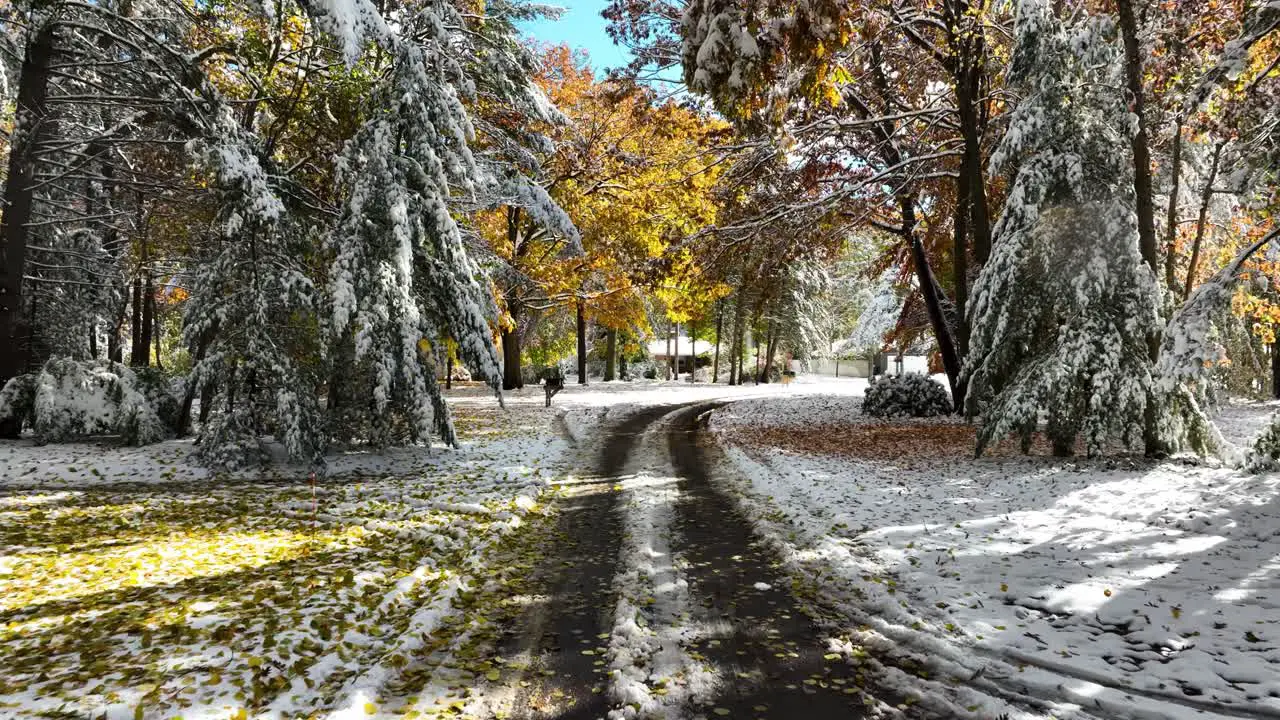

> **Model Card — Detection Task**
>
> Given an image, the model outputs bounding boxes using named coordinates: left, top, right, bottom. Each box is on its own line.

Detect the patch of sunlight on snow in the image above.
left=1215, top=551, right=1280, bottom=602
left=1064, top=680, right=1104, bottom=698
left=3, top=527, right=351, bottom=612
left=1043, top=562, right=1178, bottom=613
left=0, top=491, right=82, bottom=508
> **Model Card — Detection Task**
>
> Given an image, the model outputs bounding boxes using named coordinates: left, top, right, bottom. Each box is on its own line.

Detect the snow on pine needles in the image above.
left=0, top=396, right=568, bottom=719
left=711, top=393, right=1280, bottom=719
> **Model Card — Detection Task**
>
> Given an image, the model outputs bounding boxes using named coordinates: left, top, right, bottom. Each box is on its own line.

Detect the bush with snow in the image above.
left=862, top=374, right=953, bottom=419
left=3, top=358, right=181, bottom=445
left=1245, top=412, right=1280, bottom=472
left=0, top=373, right=38, bottom=433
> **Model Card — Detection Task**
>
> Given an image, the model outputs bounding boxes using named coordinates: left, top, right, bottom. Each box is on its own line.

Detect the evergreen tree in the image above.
left=964, top=0, right=1163, bottom=456
left=325, top=0, right=573, bottom=446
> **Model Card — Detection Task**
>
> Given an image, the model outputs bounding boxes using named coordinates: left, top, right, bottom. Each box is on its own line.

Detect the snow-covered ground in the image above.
left=0, top=376, right=845, bottom=719
left=710, top=393, right=1280, bottom=719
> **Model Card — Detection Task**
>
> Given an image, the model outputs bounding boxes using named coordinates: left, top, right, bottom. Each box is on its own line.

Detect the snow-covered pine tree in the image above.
left=182, top=119, right=327, bottom=469
left=964, top=0, right=1163, bottom=457
left=324, top=0, right=575, bottom=447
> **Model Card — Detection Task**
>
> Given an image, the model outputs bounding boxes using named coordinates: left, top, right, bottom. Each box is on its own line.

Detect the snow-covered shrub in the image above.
left=0, top=373, right=38, bottom=434
left=637, top=361, right=658, bottom=380
left=34, top=358, right=122, bottom=442
left=1245, top=412, right=1280, bottom=472
left=862, top=374, right=953, bottom=419
left=27, top=358, right=180, bottom=445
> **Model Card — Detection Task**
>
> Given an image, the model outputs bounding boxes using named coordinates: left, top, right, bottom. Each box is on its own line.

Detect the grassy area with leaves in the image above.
left=0, top=398, right=569, bottom=719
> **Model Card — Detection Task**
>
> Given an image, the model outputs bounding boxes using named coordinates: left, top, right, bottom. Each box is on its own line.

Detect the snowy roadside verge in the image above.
left=708, top=394, right=1280, bottom=720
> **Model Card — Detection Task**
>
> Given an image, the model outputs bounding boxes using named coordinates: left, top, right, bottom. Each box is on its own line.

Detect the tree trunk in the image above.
left=952, top=167, right=971, bottom=355
left=108, top=295, right=127, bottom=363
left=89, top=322, right=98, bottom=359
left=152, top=289, right=163, bottom=370
left=1273, top=335, right=1280, bottom=401
left=604, top=328, right=617, bottom=381
left=665, top=320, right=672, bottom=380
left=576, top=298, right=587, bottom=384
left=501, top=327, right=523, bottom=390
left=731, top=292, right=748, bottom=385
left=136, top=273, right=154, bottom=368
left=712, top=300, right=724, bottom=382
left=903, top=196, right=964, bottom=410
left=947, top=0, right=993, bottom=265
left=130, top=277, right=145, bottom=366
left=759, top=321, right=777, bottom=383
left=177, top=322, right=217, bottom=437
left=619, top=336, right=628, bottom=380
left=688, top=322, right=697, bottom=382
left=445, top=352, right=453, bottom=390
left=1117, top=0, right=1159, bottom=275
left=1163, top=119, right=1184, bottom=293
left=673, top=323, right=680, bottom=380
left=1183, top=141, right=1224, bottom=301
left=0, top=23, right=56, bottom=407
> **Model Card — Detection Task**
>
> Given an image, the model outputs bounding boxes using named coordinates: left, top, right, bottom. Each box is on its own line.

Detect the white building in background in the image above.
left=807, top=338, right=929, bottom=378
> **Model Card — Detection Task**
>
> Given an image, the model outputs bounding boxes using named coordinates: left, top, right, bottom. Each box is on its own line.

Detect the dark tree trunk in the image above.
left=688, top=323, right=697, bottom=382
left=712, top=300, right=724, bottom=382
left=604, top=328, right=617, bottom=381
left=108, top=295, right=127, bottom=363
left=737, top=308, right=749, bottom=385
left=177, top=322, right=217, bottom=437
left=955, top=50, right=991, bottom=266
left=1273, top=335, right=1280, bottom=401
left=445, top=352, right=453, bottom=390
left=673, top=323, right=680, bottom=380
left=952, top=166, right=971, bottom=355
left=576, top=297, right=587, bottom=385
left=136, top=273, right=154, bottom=368
left=928, top=0, right=993, bottom=269
left=1117, top=0, right=1159, bottom=275
left=0, top=23, right=56, bottom=409
left=903, top=196, right=964, bottom=410
left=130, top=277, right=144, bottom=366
left=730, top=291, right=747, bottom=385
left=665, top=320, right=672, bottom=380
left=501, top=328, right=523, bottom=390
left=1163, top=119, right=1184, bottom=293
left=758, top=321, right=777, bottom=383
left=89, top=323, right=98, bottom=359
left=1183, top=141, right=1224, bottom=301
left=152, top=289, right=163, bottom=370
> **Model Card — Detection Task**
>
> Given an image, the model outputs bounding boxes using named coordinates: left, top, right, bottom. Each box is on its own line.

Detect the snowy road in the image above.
left=469, top=398, right=891, bottom=719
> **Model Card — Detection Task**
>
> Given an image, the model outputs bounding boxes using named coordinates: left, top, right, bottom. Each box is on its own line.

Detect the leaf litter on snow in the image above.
left=711, top=393, right=1280, bottom=719
left=0, top=397, right=570, bottom=719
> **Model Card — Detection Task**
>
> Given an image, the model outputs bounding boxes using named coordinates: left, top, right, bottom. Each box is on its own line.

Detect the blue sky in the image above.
left=519, top=0, right=635, bottom=73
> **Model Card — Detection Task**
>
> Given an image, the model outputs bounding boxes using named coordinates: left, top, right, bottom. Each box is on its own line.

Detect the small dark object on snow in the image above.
left=543, top=368, right=565, bottom=407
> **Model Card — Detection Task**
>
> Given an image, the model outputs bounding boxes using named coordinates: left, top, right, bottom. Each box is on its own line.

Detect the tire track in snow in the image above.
left=665, top=403, right=883, bottom=719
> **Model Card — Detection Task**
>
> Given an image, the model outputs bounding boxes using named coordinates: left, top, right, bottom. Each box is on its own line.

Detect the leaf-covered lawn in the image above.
left=0, top=400, right=566, bottom=719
